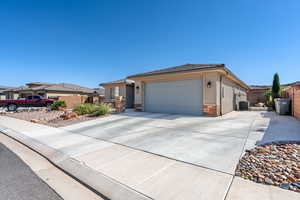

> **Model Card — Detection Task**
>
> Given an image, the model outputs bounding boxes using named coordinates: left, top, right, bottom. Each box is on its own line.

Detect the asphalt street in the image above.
left=0, top=143, right=63, bottom=200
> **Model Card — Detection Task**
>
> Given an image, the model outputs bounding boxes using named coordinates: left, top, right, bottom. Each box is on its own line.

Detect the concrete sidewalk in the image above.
left=257, top=113, right=300, bottom=145
left=0, top=116, right=299, bottom=200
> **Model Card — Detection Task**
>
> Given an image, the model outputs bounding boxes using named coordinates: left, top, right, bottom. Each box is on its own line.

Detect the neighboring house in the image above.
left=93, top=88, right=105, bottom=97
left=127, top=64, right=249, bottom=116
left=4, top=82, right=96, bottom=99
left=247, top=85, right=270, bottom=106
left=248, top=82, right=296, bottom=106
left=100, top=79, right=134, bottom=108
left=0, top=85, right=14, bottom=100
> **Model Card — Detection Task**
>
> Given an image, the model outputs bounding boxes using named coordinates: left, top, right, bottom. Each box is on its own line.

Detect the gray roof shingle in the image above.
left=0, top=85, right=14, bottom=89
left=127, top=63, right=249, bottom=89
left=100, top=79, right=134, bottom=86
left=4, top=83, right=95, bottom=94
left=41, top=83, right=95, bottom=93
left=128, top=64, right=224, bottom=78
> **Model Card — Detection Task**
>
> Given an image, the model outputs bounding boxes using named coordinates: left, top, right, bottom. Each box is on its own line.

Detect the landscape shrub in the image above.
left=91, top=103, right=111, bottom=116
left=73, top=103, right=95, bottom=115
left=73, top=103, right=111, bottom=116
left=51, top=100, right=66, bottom=110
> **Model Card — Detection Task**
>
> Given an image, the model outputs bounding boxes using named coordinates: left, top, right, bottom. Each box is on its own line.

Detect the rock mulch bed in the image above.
left=2, top=109, right=106, bottom=128
left=236, top=144, right=300, bottom=193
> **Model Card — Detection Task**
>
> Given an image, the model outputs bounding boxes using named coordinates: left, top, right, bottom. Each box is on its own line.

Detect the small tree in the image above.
left=272, top=73, right=281, bottom=99
left=264, top=90, right=273, bottom=107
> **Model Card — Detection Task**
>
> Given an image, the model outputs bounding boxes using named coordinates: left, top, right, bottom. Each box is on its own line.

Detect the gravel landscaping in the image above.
left=236, top=144, right=300, bottom=193
left=1, top=109, right=107, bottom=127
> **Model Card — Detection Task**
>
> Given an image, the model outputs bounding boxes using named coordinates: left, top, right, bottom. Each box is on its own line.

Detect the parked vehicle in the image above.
left=0, top=95, right=54, bottom=111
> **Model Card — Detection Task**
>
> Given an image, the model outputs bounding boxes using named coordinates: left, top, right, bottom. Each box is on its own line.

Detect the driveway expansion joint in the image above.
left=66, top=128, right=234, bottom=176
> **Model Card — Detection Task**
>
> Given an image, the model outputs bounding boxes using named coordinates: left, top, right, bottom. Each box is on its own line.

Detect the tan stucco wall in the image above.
left=103, top=85, right=126, bottom=100
left=221, top=77, right=235, bottom=114
left=203, top=72, right=219, bottom=105
left=134, top=81, right=143, bottom=105
left=221, top=76, right=247, bottom=114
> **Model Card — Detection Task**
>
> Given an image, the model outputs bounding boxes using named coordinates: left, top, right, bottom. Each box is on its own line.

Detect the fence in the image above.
left=58, top=96, right=88, bottom=109
left=57, top=95, right=122, bottom=111
left=288, top=85, right=300, bottom=120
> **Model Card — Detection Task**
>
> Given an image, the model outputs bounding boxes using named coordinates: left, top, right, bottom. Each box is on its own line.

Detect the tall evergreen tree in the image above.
left=272, top=73, right=281, bottom=99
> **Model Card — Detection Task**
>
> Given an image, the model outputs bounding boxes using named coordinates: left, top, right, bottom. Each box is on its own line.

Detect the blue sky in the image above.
left=0, top=0, right=299, bottom=88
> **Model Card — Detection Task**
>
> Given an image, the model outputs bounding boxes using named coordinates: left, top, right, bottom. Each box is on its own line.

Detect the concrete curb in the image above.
left=0, top=125, right=152, bottom=200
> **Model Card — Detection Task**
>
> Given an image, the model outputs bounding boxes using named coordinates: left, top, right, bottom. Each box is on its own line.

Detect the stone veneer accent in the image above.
left=115, top=96, right=126, bottom=112
left=203, top=104, right=219, bottom=116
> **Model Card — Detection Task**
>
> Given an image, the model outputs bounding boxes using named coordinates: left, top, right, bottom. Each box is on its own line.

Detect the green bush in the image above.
left=73, top=103, right=111, bottom=116
left=73, top=104, right=95, bottom=115
left=91, top=103, right=112, bottom=116
left=51, top=100, right=66, bottom=110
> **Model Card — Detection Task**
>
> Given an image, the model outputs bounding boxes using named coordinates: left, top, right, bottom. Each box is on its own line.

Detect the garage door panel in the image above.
left=144, top=80, right=203, bottom=115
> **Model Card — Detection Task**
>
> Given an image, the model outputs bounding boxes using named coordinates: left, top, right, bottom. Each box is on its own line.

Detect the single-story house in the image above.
left=100, top=79, right=134, bottom=108
left=0, top=85, right=14, bottom=100
left=4, top=82, right=96, bottom=99
left=127, top=64, right=249, bottom=116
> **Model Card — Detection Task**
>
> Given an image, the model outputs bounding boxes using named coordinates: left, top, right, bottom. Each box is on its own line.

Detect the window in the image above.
left=115, top=87, right=120, bottom=96
left=109, top=87, right=120, bottom=99
left=38, top=93, right=45, bottom=97
left=109, top=88, right=114, bottom=99
left=33, top=95, right=41, bottom=100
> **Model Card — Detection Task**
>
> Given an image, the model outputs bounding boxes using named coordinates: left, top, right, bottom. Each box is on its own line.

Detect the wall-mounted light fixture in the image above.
left=207, top=81, right=212, bottom=88
left=136, top=86, right=140, bottom=94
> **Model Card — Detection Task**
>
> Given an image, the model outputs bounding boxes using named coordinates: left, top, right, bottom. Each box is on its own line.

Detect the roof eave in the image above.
left=127, top=65, right=249, bottom=90
left=127, top=65, right=224, bottom=79
left=222, top=67, right=250, bottom=90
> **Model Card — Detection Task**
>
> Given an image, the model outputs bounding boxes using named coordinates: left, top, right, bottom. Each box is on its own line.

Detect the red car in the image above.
left=0, top=95, right=54, bottom=111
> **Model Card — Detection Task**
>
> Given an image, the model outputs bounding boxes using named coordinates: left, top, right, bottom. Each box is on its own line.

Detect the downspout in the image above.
left=293, top=87, right=295, bottom=117
left=220, top=75, right=223, bottom=116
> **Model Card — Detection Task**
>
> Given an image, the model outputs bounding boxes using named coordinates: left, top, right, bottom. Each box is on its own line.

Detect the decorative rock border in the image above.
left=236, top=144, right=300, bottom=193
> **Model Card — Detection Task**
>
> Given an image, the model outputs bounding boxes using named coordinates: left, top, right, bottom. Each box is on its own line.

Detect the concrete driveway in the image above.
left=63, top=111, right=270, bottom=175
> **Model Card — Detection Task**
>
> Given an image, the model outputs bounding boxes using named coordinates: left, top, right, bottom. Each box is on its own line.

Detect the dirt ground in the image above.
left=2, top=109, right=107, bottom=128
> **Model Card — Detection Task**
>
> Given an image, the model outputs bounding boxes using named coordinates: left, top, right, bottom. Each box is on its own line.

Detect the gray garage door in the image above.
left=144, top=79, right=203, bottom=115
